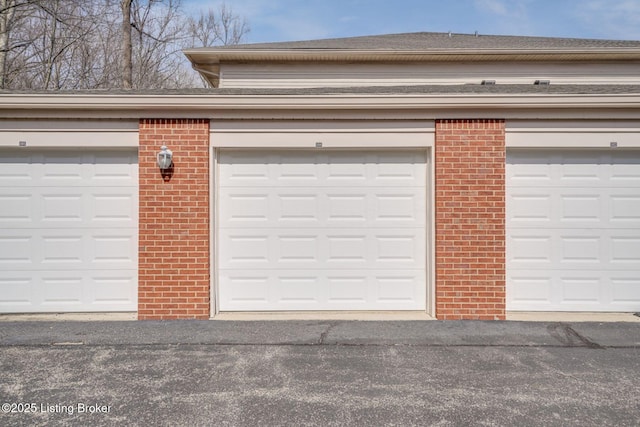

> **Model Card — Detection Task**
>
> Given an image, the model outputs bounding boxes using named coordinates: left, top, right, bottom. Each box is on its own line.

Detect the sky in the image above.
left=183, top=0, right=640, bottom=44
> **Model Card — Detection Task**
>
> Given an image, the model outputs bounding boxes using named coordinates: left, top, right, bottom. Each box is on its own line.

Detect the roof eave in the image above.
left=183, top=48, right=640, bottom=66
left=2, top=93, right=640, bottom=116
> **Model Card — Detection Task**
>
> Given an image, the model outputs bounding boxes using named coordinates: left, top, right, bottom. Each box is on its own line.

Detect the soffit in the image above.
left=184, top=49, right=640, bottom=66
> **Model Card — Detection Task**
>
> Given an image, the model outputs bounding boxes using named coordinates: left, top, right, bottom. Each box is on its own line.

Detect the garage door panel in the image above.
left=610, top=194, right=640, bottom=224
left=509, top=228, right=640, bottom=272
left=611, top=274, right=640, bottom=307
left=508, top=151, right=640, bottom=188
left=219, top=273, right=270, bottom=309
left=0, top=228, right=136, bottom=271
left=14, top=152, right=138, bottom=187
left=220, top=151, right=426, bottom=188
left=510, top=270, right=640, bottom=311
left=509, top=274, right=553, bottom=306
left=219, top=190, right=270, bottom=226
left=0, top=232, right=33, bottom=266
left=40, top=272, right=84, bottom=305
left=91, top=153, right=138, bottom=182
left=610, top=152, right=640, bottom=183
left=41, top=190, right=136, bottom=228
left=0, top=190, right=34, bottom=225
left=560, top=188, right=640, bottom=227
left=509, top=270, right=600, bottom=309
left=219, top=228, right=425, bottom=270
left=507, top=190, right=552, bottom=224
left=91, top=231, right=137, bottom=267
left=219, top=269, right=426, bottom=311
left=559, top=192, right=602, bottom=223
left=41, top=155, right=85, bottom=182
left=508, top=188, right=640, bottom=228
left=0, top=273, right=33, bottom=308
left=507, top=231, right=554, bottom=267
left=90, top=272, right=138, bottom=306
left=0, top=148, right=138, bottom=313
left=220, top=187, right=426, bottom=228
left=559, top=275, right=604, bottom=305
left=0, top=188, right=136, bottom=229
left=90, top=190, right=137, bottom=226
left=507, top=149, right=640, bottom=311
left=41, top=233, right=84, bottom=266
left=0, top=269, right=137, bottom=312
left=219, top=149, right=427, bottom=311
left=0, top=153, right=33, bottom=183
left=610, top=235, right=640, bottom=265
left=39, top=190, right=84, bottom=224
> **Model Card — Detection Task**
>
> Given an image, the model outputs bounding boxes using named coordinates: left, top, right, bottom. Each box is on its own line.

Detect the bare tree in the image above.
left=34, top=1, right=97, bottom=89
left=1, top=0, right=249, bottom=90
left=129, top=0, right=187, bottom=88
left=0, top=0, right=16, bottom=88
left=187, top=3, right=249, bottom=47
left=0, top=0, right=37, bottom=88
left=121, top=0, right=132, bottom=89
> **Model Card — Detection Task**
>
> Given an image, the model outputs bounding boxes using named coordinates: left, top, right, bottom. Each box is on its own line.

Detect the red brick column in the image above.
left=435, top=119, right=506, bottom=320
left=138, top=119, right=210, bottom=319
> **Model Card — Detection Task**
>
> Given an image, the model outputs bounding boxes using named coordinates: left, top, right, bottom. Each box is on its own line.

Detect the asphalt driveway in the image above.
left=1, top=320, right=639, bottom=426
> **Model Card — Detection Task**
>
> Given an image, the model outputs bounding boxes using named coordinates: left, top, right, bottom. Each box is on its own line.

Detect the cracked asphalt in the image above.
left=0, top=320, right=639, bottom=426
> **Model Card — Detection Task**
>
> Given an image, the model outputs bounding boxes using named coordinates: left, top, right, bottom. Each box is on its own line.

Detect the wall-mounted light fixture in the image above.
left=157, top=145, right=173, bottom=170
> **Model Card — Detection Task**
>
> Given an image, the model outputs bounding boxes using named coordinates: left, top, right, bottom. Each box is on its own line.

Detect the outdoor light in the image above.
left=157, top=145, right=173, bottom=170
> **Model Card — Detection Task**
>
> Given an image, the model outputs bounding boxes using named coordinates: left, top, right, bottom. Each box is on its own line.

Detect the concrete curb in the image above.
left=0, top=320, right=638, bottom=347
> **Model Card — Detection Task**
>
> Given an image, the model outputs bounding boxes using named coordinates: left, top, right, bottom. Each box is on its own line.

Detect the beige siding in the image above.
left=219, top=61, right=640, bottom=88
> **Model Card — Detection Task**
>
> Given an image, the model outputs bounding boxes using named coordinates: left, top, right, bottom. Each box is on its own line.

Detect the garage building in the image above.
left=1, top=32, right=639, bottom=319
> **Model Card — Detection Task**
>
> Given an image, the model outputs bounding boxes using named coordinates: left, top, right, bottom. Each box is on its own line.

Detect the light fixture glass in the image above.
left=157, top=145, right=173, bottom=170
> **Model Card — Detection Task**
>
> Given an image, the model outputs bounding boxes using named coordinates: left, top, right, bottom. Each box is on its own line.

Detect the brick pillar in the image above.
left=138, top=119, right=210, bottom=319
left=435, top=119, right=506, bottom=320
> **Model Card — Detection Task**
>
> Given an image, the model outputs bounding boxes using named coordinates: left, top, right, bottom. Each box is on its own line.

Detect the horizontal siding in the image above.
left=219, top=62, right=640, bottom=88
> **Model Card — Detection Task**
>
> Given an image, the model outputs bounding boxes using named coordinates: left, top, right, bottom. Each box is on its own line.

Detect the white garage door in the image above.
left=218, top=149, right=427, bottom=311
left=507, top=150, right=640, bottom=311
left=0, top=149, right=138, bottom=313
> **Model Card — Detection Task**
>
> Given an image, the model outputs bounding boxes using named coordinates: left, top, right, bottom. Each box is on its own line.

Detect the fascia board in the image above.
left=2, top=93, right=640, bottom=111
left=183, top=48, right=640, bottom=64
left=0, top=94, right=640, bottom=119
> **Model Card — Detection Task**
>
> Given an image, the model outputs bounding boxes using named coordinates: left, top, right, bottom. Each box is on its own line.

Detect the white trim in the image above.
left=427, top=148, right=436, bottom=318
left=0, top=120, right=138, bottom=131
left=213, top=146, right=432, bottom=313
left=184, top=47, right=640, bottom=66
left=211, top=311, right=435, bottom=320
left=506, top=120, right=640, bottom=148
left=210, top=120, right=435, bottom=148
left=0, top=131, right=138, bottom=148
left=1, top=93, right=640, bottom=113
left=0, top=119, right=139, bottom=148
left=210, top=147, right=219, bottom=318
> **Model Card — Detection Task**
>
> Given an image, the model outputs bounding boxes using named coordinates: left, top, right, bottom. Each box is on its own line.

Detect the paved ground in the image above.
left=0, top=320, right=639, bottom=426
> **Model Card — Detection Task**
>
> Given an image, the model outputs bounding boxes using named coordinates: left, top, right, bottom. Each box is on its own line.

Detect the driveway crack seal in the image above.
left=318, top=321, right=339, bottom=345
left=547, top=323, right=605, bottom=349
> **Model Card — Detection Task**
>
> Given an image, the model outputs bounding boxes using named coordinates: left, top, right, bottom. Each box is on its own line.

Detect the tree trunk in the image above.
left=121, top=0, right=132, bottom=89
left=0, top=0, right=16, bottom=89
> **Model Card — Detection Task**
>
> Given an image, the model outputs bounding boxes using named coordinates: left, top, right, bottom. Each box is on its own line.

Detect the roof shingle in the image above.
left=207, top=32, right=640, bottom=51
